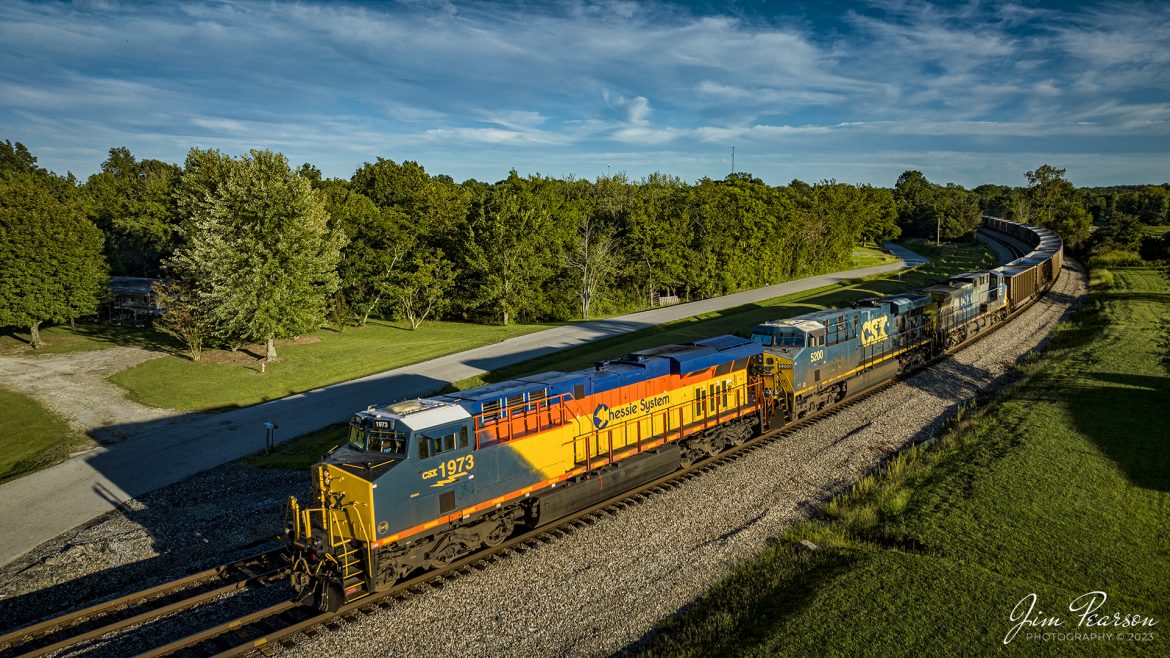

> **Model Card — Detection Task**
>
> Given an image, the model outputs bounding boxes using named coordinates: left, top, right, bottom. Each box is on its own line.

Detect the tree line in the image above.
left=1, top=141, right=903, bottom=358
left=4, top=137, right=1164, bottom=359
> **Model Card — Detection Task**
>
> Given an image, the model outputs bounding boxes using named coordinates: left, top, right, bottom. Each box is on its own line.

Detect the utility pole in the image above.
left=731, top=146, right=735, bottom=175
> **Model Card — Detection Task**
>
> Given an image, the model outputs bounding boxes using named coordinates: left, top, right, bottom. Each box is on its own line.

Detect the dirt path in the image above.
left=0, top=347, right=181, bottom=443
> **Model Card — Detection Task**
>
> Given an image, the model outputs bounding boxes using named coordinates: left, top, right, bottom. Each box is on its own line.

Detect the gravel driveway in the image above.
left=0, top=347, right=179, bottom=444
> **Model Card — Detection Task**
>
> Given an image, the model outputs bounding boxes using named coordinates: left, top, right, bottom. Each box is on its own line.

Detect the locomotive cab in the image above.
left=288, top=399, right=476, bottom=610
left=750, top=319, right=825, bottom=424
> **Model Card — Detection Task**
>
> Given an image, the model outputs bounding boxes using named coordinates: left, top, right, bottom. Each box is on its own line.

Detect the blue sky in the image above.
left=2, top=0, right=1168, bottom=187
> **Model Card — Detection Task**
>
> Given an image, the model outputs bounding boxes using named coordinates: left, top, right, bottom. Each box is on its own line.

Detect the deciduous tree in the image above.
left=462, top=173, right=558, bottom=325
left=0, top=169, right=107, bottom=348
left=1024, top=165, right=1091, bottom=248
left=152, top=279, right=211, bottom=361
left=389, top=248, right=456, bottom=330
left=83, top=147, right=181, bottom=276
left=167, top=149, right=345, bottom=361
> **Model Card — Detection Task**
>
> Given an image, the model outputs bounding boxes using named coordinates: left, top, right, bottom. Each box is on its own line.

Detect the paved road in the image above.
left=0, top=245, right=920, bottom=566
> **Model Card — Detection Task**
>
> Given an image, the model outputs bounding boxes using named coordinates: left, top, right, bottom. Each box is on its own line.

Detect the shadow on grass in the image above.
left=0, top=330, right=32, bottom=346
left=621, top=547, right=858, bottom=657
left=66, top=323, right=182, bottom=352
left=1058, top=371, right=1170, bottom=493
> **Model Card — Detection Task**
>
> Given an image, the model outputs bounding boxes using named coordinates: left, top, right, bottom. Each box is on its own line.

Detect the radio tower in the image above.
left=731, top=146, right=735, bottom=175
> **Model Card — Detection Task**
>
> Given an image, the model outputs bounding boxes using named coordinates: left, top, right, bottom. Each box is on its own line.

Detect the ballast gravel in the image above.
left=0, top=263, right=1086, bottom=658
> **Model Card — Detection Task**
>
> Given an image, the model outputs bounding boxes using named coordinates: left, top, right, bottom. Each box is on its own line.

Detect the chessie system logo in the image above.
left=592, top=394, right=671, bottom=430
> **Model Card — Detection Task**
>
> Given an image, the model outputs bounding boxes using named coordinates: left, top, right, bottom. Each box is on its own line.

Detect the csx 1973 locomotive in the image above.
left=287, top=217, right=1062, bottom=610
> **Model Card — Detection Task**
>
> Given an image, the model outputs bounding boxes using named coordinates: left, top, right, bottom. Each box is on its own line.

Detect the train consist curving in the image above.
left=286, top=217, right=1063, bottom=610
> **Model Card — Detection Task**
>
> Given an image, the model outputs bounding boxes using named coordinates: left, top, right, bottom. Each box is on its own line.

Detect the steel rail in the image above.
left=0, top=547, right=286, bottom=657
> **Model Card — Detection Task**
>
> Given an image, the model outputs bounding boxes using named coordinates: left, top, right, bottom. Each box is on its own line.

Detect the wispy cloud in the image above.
left=0, top=0, right=1167, bottom=186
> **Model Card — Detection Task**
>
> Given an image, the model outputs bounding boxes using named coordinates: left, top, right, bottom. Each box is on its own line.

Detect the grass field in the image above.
left=850, top=243, right=901, bottom=268
left=0, top=387, right=93, bottom=484
left=0, top=323, right=178, bottom=356
left=634, top=266, right=1170, bottom=657
left=248, top=239, right=991, bottom=470
left=109, top=319, right=557, bottom=412
left=110, top=241, right=969, bottom=414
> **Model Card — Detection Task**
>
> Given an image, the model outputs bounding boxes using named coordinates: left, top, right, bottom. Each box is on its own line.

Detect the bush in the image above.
left=1087, top=249, right=1145, bottom=269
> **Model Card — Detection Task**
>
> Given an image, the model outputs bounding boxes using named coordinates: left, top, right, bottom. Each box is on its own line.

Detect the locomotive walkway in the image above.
left=0, top=243, right=924, bottom=567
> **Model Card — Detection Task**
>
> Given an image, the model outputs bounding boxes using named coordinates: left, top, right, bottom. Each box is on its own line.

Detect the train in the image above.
left=286, top=217, right=1063, bottom=611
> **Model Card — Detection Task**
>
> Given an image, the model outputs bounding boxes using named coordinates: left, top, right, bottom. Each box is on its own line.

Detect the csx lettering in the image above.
left=861, top=317, right=890, bottom=346
left=421, top=454, right=475, bottom=485
left=440, top=454, right=474, bottom=478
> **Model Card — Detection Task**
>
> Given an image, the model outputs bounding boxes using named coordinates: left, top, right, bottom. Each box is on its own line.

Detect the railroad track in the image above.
left=1, top=228, right=1060, bottom=657
left=0, top=547, right=287, bottom=658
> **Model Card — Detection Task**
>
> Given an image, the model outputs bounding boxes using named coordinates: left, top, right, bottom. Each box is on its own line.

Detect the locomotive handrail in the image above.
left=473, top=392, right=572, bottom=447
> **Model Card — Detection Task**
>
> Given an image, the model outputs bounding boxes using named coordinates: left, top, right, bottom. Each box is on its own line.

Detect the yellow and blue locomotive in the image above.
left=288, top=335, right=763, bottom=609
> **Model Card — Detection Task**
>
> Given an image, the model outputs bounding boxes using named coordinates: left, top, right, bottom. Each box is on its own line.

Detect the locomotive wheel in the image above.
left=482, top=519, right=513, bottom=547
left=428, top=540, right=471, bottom=568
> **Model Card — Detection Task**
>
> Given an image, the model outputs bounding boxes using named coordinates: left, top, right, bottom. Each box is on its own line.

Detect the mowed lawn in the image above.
left=251, top=239, right=991, bottom=469
left=635, top=266, right=1170, bottom=657
left=110, top=319, right=557, bottom=412
left=0, top=322, right=178, bottom=356
left=850, top=243, right=902, bottom=268
left=0, top=387, right=93, bottom=484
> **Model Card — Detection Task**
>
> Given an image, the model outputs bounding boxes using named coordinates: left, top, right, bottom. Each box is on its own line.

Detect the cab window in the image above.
left=418, top=423, right=471, bottom=459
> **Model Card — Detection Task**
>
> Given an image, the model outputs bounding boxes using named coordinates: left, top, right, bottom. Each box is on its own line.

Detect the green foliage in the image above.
left=389, top=248, right=456, bottom=330
left=1025, top=164, right=1092, bottom=248
left=972, top=183, right=1011, bottom=217
left=324, top=184, right=416, bottom=326
left=621, top=172, right=691, bottom=306
left=82, top=147, right=182, bottom=276
left=462, top=172, right=565, bottom=325
left=1090, top=211, right=1144, bottom=254
left=152, top=279, right=212, bottom=361
left=1114, top=185, right=1170, bottom=224
left=0, top=139, right=42, bottom=175
left=0, top=168, right=108, bottom=348
left=893, top=171, right=980, bottom=240
left=1087, top=249, right=1146, bottom=269
left=167, top=149, right=346, bottom=360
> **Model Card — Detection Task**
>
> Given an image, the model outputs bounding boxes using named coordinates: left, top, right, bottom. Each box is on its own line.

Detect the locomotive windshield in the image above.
left=774, top=333, right=806, bottom=347
left=347, top=420, right=410, bottom=457
left=752, top=330, right=806, bottom=348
